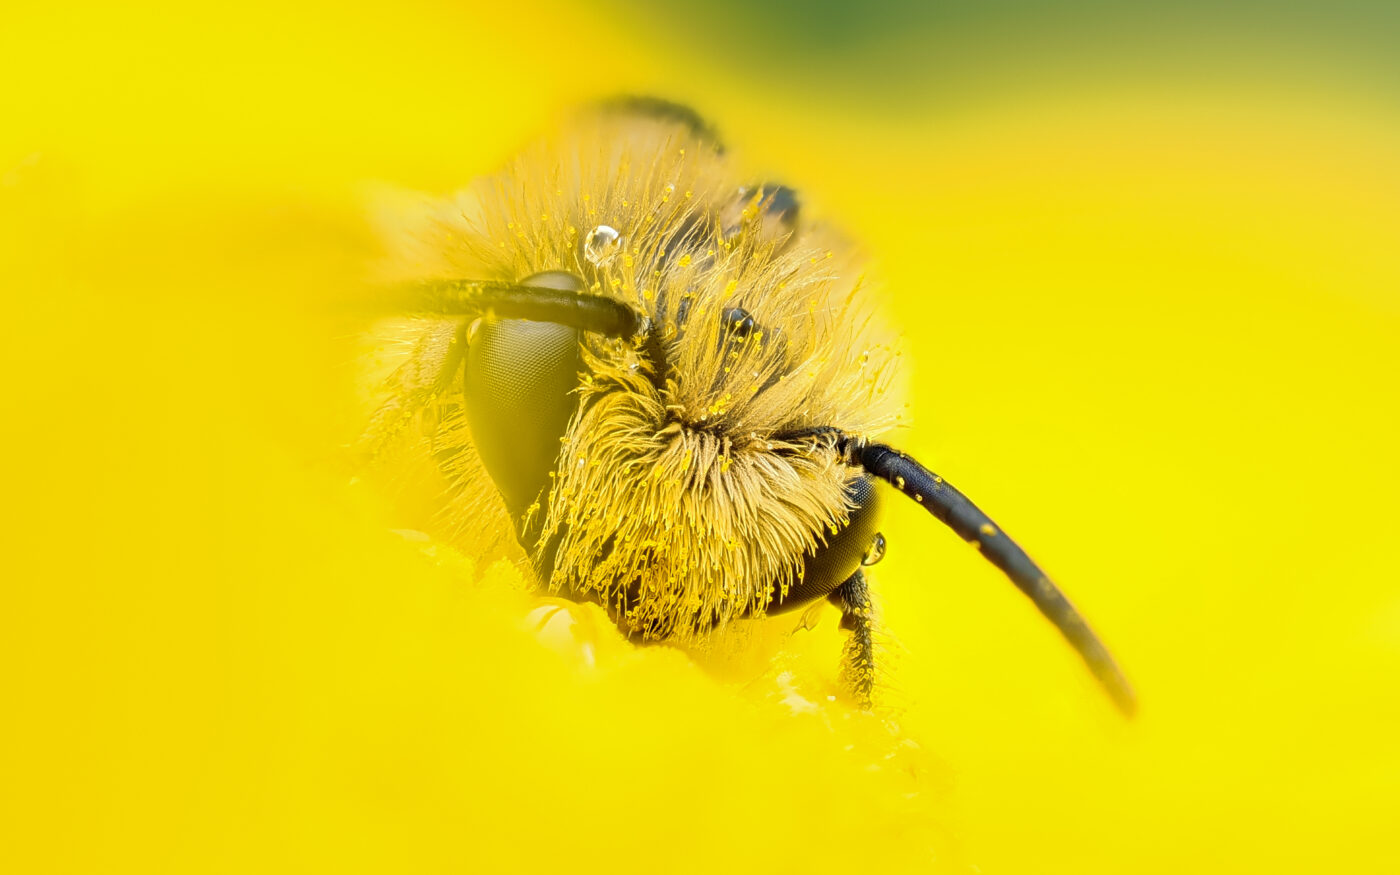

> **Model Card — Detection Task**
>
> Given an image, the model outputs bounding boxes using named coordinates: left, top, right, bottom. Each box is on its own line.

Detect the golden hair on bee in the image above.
left=360, top=99, right=1137, bottom=714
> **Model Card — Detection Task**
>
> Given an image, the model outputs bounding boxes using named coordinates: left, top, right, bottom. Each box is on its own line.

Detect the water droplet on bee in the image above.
left=584, top=224, right=620, bottom=265
left=861, top=532, right=887, bottom=567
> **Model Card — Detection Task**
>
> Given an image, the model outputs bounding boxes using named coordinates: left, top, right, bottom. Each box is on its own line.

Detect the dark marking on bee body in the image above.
left=721, top=307, right=756, bottom=338
left=740, top=183, right=800, bottom=228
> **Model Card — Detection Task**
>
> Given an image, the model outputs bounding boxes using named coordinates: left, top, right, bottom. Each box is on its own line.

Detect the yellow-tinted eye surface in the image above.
left=767, top=475, right=884, bottom=613
left=461, top=272, right=584, bottom=520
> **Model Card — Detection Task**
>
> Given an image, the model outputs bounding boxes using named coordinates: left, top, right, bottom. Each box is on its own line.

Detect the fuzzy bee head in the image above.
left=363, top=100, right=1136, bottom=715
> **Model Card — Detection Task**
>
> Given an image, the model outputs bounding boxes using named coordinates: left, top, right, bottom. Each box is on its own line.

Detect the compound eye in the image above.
left=763, top=475, right=883, bottom=614
left=861, top=532, right=887, bottom=567
left=461, top=270, right=586, bottom=525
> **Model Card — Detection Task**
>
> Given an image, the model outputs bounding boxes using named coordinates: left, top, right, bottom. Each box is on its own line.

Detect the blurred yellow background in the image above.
left=4, top=1, right=1399, bottom=872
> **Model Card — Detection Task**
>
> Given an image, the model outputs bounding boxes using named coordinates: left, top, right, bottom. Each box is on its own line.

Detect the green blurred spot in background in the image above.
left=608, top=0, right=1400, bottom=104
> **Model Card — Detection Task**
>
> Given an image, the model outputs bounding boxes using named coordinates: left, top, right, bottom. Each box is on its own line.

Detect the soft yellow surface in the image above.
left=4, top=2, right=1399, bottom=873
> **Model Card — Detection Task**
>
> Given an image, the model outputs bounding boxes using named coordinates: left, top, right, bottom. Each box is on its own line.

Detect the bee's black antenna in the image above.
left=393, top=279, right=648, bottom=339
left=840, top=437, right=1138, bottom=717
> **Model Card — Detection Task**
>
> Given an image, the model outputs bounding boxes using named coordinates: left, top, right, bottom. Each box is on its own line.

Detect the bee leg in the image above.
left=827, top=570, right=875, bottom=709
left=600, top=96, right=724, bottom=151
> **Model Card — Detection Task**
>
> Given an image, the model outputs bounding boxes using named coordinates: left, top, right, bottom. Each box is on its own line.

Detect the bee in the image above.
left=361, top=98, right=1135, bottom=715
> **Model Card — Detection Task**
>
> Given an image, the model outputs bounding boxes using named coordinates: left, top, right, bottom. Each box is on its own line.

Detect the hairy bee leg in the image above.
left=828, top=570, right=876, bottom=709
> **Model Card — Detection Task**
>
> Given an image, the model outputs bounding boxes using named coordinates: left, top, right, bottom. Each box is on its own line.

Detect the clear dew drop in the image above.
left=861, top=532, right=887, bottom=567
left=584, top=224, right=621, bottom=265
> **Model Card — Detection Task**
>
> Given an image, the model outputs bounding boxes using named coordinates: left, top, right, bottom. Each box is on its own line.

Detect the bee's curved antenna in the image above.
left=395, top=279, right=648, bottom=339
left=838, top=437, right=1138, bottom=717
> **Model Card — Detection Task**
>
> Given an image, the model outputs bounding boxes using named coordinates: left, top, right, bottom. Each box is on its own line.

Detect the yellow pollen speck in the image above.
left=678, top=254, right=692, bottom=267
left=980, top=523, right=998, bottom=537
